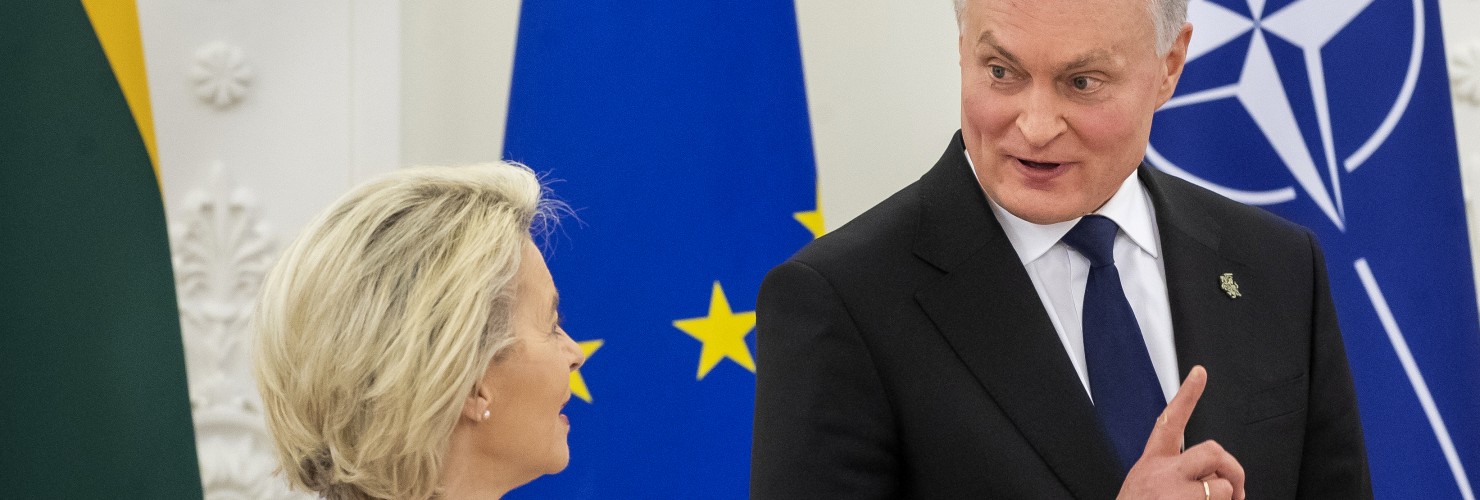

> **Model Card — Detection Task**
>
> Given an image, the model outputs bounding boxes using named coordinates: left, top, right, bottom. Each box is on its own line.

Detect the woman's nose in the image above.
left=565, top=334, right=586, bottom=370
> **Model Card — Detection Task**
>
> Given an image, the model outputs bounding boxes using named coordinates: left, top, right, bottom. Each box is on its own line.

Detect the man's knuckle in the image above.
left=1213, top=478, right=1235, bottom=496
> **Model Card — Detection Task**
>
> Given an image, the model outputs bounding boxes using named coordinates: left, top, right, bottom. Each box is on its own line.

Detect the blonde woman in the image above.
left=254, top=162, right=585, bottom=499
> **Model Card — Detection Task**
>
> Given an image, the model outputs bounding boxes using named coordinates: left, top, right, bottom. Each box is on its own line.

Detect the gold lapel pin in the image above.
left=1220, top=273, right=1242, bottom=299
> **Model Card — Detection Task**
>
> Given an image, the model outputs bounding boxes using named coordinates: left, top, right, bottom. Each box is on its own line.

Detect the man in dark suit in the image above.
left=750, top=0, right=1371, bottom=498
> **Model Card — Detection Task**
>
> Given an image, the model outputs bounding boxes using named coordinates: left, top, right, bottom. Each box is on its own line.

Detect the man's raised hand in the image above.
left=1116, top=366, right=1246, bottom=500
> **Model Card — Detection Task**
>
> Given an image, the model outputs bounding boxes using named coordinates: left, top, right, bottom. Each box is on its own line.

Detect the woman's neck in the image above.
left=440, top=423, right=530, bottom=500
left=440, top=470, right=513, bottom=500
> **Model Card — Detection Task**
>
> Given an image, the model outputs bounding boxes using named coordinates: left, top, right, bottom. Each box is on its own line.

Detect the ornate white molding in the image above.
left=195, top=406, right=305, bottom=499
left=172, top=161, right=274, bottom=410
left=171, top=162, right=308, bottom=498
left=190, top=41, right=252, bottom=109
left=1453, top=40, right=1480, bottom=107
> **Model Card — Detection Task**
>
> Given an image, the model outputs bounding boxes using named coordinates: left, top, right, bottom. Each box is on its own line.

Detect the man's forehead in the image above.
left=965, top=0, right=1154, bottom=39
left=976, top=29, right=1124, bottom=70
left=967, top=0, right=1145, bottom=15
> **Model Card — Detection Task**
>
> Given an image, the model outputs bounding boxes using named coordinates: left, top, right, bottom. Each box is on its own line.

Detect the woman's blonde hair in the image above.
left=254, top=162, right=550, bottom=499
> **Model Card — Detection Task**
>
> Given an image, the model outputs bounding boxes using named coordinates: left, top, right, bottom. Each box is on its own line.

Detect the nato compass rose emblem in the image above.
left=1146, top=0, right=1425, bottom=231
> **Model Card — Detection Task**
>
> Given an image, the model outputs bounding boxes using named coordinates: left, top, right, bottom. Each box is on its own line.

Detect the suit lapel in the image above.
left=1140, top=167, right=1261, bottom=444
left=913, top=133, right=1122, bottom=499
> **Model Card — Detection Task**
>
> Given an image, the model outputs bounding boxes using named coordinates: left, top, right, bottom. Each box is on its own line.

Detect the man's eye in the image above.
left=989, top=65, right=1007, bottom=79
left=1071, top=76, right=1102, bottom=91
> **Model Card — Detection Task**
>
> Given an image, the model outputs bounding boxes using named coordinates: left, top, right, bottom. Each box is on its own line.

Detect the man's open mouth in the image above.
left=1017, top=158, right=1062, bottom=169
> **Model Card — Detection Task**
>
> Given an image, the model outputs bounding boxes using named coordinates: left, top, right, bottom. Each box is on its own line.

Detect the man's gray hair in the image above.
left=953, top=0, right=1189, bottom=55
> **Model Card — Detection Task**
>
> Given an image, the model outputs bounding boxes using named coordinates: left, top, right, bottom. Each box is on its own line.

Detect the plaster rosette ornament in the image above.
left=170, top=162, right=307, bottom=498
left=190, top=41, right=252, bottom=109
left=1452, top=40, right=1480, bottom=107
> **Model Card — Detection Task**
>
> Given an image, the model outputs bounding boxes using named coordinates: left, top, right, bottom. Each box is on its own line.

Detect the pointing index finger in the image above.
left=1143, top=365, right=1207, bottom=457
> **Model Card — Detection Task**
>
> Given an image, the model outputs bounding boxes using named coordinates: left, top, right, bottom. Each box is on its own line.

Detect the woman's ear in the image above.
left=461, top=380, right=493, bottom=422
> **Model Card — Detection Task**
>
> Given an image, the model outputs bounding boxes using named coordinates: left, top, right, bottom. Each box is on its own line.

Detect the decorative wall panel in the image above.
left=140, top=1, right=400, bottom=496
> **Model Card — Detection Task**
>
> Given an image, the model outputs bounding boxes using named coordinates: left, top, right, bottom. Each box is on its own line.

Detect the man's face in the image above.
left=959, top=0, right=1190, bottom=224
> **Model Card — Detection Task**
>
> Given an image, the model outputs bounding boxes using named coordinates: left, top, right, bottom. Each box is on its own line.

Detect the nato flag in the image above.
left=1149, top=0, right=1480, bottom=497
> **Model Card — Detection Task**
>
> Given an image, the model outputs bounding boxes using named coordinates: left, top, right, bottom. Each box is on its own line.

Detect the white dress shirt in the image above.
left=967, top=153, right=1180, bottom=403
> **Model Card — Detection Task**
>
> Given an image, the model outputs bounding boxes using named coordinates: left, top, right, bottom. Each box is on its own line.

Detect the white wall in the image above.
left=1441, top=0, right=1480, bottom=304
left=400, top=0, right=521, bottom=166
left=794, top=0, right=962, bottom=229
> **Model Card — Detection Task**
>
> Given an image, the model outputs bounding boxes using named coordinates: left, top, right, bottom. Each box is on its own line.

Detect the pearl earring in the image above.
left=482, top=410, right=491, bottom=420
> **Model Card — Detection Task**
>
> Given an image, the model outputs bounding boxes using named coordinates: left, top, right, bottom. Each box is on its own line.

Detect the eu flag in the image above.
left=1149, top=0, right=1480, bottom=497
left=501, top=1, right=818, bottom=497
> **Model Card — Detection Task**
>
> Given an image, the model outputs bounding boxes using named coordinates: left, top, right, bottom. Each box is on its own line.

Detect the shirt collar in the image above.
left=966, top=149, right=1161, bottom=265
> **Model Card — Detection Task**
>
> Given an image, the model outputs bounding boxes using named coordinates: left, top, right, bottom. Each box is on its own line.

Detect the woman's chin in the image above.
left=548, top=450, right=571, bottom=474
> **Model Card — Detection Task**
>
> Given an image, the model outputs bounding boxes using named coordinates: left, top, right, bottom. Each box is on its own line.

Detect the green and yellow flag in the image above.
left=0, top=1, right=202, bottom=497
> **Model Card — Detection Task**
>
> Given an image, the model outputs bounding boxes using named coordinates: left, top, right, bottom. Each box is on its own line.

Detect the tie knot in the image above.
left=1062, top=215, right=1119, bottom=268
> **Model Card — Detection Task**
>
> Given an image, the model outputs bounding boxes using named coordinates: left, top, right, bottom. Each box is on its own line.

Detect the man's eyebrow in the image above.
left=977, top=30, right=1020, bottom=65
left=1064, top=49, right=1114, bottom=71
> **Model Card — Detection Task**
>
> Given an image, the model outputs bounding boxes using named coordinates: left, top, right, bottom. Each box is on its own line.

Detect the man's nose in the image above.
left=1015, top=86, right=1067, bottom=148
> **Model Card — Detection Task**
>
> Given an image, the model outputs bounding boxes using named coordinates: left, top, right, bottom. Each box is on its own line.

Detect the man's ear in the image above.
left=959, top=34, right=968, bottom=69
left=1158, top=22, right=1194, bottom=107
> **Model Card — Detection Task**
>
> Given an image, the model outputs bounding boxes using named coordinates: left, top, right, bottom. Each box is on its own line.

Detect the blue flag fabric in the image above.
left=501, top=1, right=816, bottom=497
left=1149, top=0, right=1480, bottom=498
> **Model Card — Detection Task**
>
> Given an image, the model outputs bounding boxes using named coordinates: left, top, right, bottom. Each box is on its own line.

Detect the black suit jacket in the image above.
left=751, top=132, right=1371, bottom=499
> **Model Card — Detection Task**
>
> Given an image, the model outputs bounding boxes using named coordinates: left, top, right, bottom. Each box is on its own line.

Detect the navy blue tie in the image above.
left=1061, top=215, right=1165, bottom=472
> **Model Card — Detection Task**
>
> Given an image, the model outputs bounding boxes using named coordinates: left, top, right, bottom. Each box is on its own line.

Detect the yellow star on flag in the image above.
left=672, top=281, right=757, bottom=380
left=793, top=208, right=825, bottom=239
left=569, top=339, right=603, bottom=403
left=793, top=185, right=826, bottom=239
